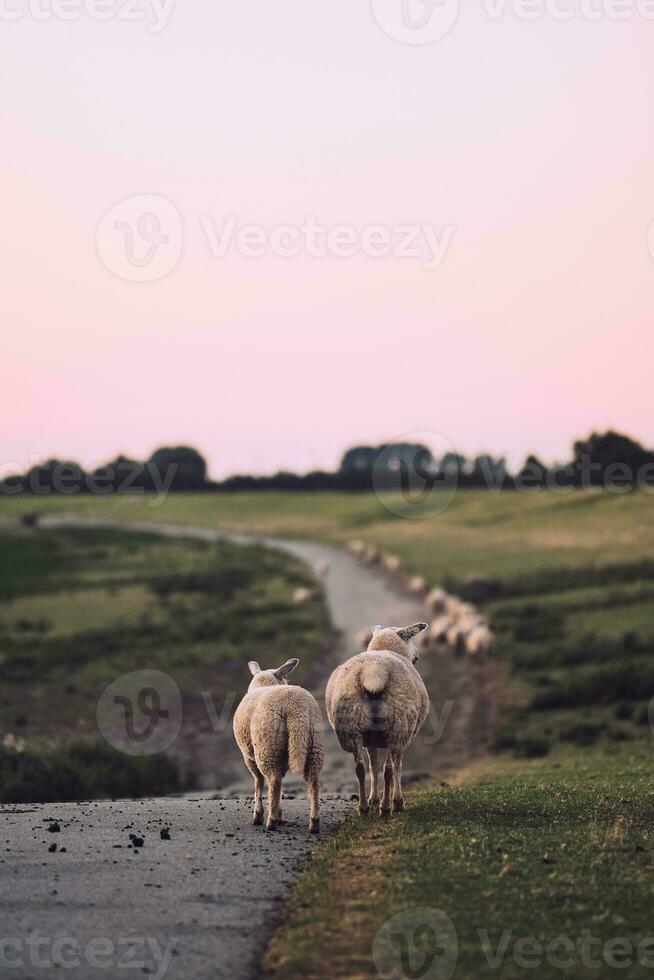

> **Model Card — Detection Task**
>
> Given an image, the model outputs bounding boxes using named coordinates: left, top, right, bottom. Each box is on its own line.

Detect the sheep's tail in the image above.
left=287, top=714, right=320, bottom=777
left=360, top=659, right=390, bottom=698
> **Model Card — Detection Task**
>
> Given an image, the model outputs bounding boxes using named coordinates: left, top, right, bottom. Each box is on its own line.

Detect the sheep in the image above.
left=408, top=575, right=427, bottom=596
left=427, top=615, right=453, bottom=649
left=446, top=621, right=468, bottom=656
left=315, top=560, right=330, bottom=578
left=466, top=625, right=495, bottom=658
left=325, top=623, right=429, bottom=817
left=445, top=594, right=463, bottom=616
left=292, top=586, right=312, bottom=605
left=363, top=545, right=380, bottom=565
left=426, top=587, right=447, bottom=615
left=233, top=658, right=324, bottom=833
left=345, top=539, right=366, bottom=557
left=381, top=554, right=401, bottom=574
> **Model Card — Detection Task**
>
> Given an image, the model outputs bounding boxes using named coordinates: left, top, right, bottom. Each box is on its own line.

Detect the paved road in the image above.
left=0, top=795, right=351, bottom=980
left=1, top=518, right=495, bottom=979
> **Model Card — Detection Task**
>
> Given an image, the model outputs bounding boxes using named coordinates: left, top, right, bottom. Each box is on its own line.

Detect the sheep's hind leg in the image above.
left=266, top=774, right=283, bottom=831
left=354, top=745, right=368, bottom=816
left=380, top=752, right=393, bottom=817
left=366, top=748, right=381, bottom=810
left=391, top=751, right=405, bottom=813
left=307, top=775, right=320, bottom=834
left=246, top=759, right=265, bottom=826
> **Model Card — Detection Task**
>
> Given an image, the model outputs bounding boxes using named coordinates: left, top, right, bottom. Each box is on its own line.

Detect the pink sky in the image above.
left=2, top=2, right=653, bottom=479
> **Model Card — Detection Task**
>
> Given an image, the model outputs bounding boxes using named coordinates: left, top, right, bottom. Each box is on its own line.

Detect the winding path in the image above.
left=0, top=518, right=494, bottom=979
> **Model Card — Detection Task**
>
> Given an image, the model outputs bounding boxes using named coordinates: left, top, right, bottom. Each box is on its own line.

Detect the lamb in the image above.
left=233, top=658, right=324, bottom=833
left=325, top=623, right=429, bottom=817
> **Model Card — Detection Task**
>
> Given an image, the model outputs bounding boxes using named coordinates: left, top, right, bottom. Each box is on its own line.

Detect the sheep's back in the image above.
left=326, top=652, right=429, bottom=752
left=236, top=686, right=323, bottom=775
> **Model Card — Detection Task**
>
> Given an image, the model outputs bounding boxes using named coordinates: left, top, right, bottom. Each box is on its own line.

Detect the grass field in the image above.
left=265, top=748, right=654, bottom=979
left=2, top=488, right=654, bottom=975
left=0, top=522, right=329, bottom=802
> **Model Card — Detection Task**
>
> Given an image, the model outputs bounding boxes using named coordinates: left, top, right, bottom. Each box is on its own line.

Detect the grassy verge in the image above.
left=265, top=747, right=654, bottom=979
left=0, top=523, right=331, bottom=798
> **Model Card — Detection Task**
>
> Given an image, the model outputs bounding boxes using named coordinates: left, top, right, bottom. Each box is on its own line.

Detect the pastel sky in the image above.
left=2, top=1, right=653, bottom=479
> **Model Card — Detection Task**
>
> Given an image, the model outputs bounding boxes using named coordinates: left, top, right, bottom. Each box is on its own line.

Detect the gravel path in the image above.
left=1, top=517, right=495, bottom=979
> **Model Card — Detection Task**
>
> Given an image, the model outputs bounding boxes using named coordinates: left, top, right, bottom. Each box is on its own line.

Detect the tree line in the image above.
left=3, top=431, right=654, bottom=495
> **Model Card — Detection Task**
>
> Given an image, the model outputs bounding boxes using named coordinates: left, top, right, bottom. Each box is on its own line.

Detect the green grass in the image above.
left=0, top=524, right=331, bottom=799
left=265, top=749, right=654, bottom=979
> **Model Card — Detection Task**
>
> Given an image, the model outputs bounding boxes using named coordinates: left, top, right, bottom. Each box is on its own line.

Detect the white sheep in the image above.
left=381, top=554, right=401, bottom=574
left=345, top=539, right=366, bottom=557
left=315, top=560, right=330, bottom=578
left=427, top=615, right=453, bottom=649
left=466, top=625, right=495, bottom=658
left=292, top=586, right=312, bottom=605
left=426, top=587, right=447, bottom=615
left=233, top=659, right=324, bottom=833
left=325, top=623, right=429, bottom=817
left=446, top=621, right=468, bottom=656
left=364, top=545, right=380, bottom=565
left=408, top=575, right=427, bottom=595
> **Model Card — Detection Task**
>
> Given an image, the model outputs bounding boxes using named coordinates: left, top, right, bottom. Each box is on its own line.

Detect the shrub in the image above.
left=0, top=740, right=183, bottom=804
left=514, top=738, right=550, bottom=759
left=560, top=722, right=604, bottom=747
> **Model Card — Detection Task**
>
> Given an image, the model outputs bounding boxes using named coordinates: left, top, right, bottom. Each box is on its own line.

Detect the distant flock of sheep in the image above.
left=233, top=538, right=495, bottom=833
left=345, top=539, right=495, bottom=660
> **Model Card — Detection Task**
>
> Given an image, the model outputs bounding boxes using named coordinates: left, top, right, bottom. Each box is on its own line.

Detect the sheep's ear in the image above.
left=248, top=661, right=261, bottom=676
left=274, top=658, right=299, bottom=679
left=398, top=623, right=429, bottom=641
left=372, top=625, right=384, bottom=636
